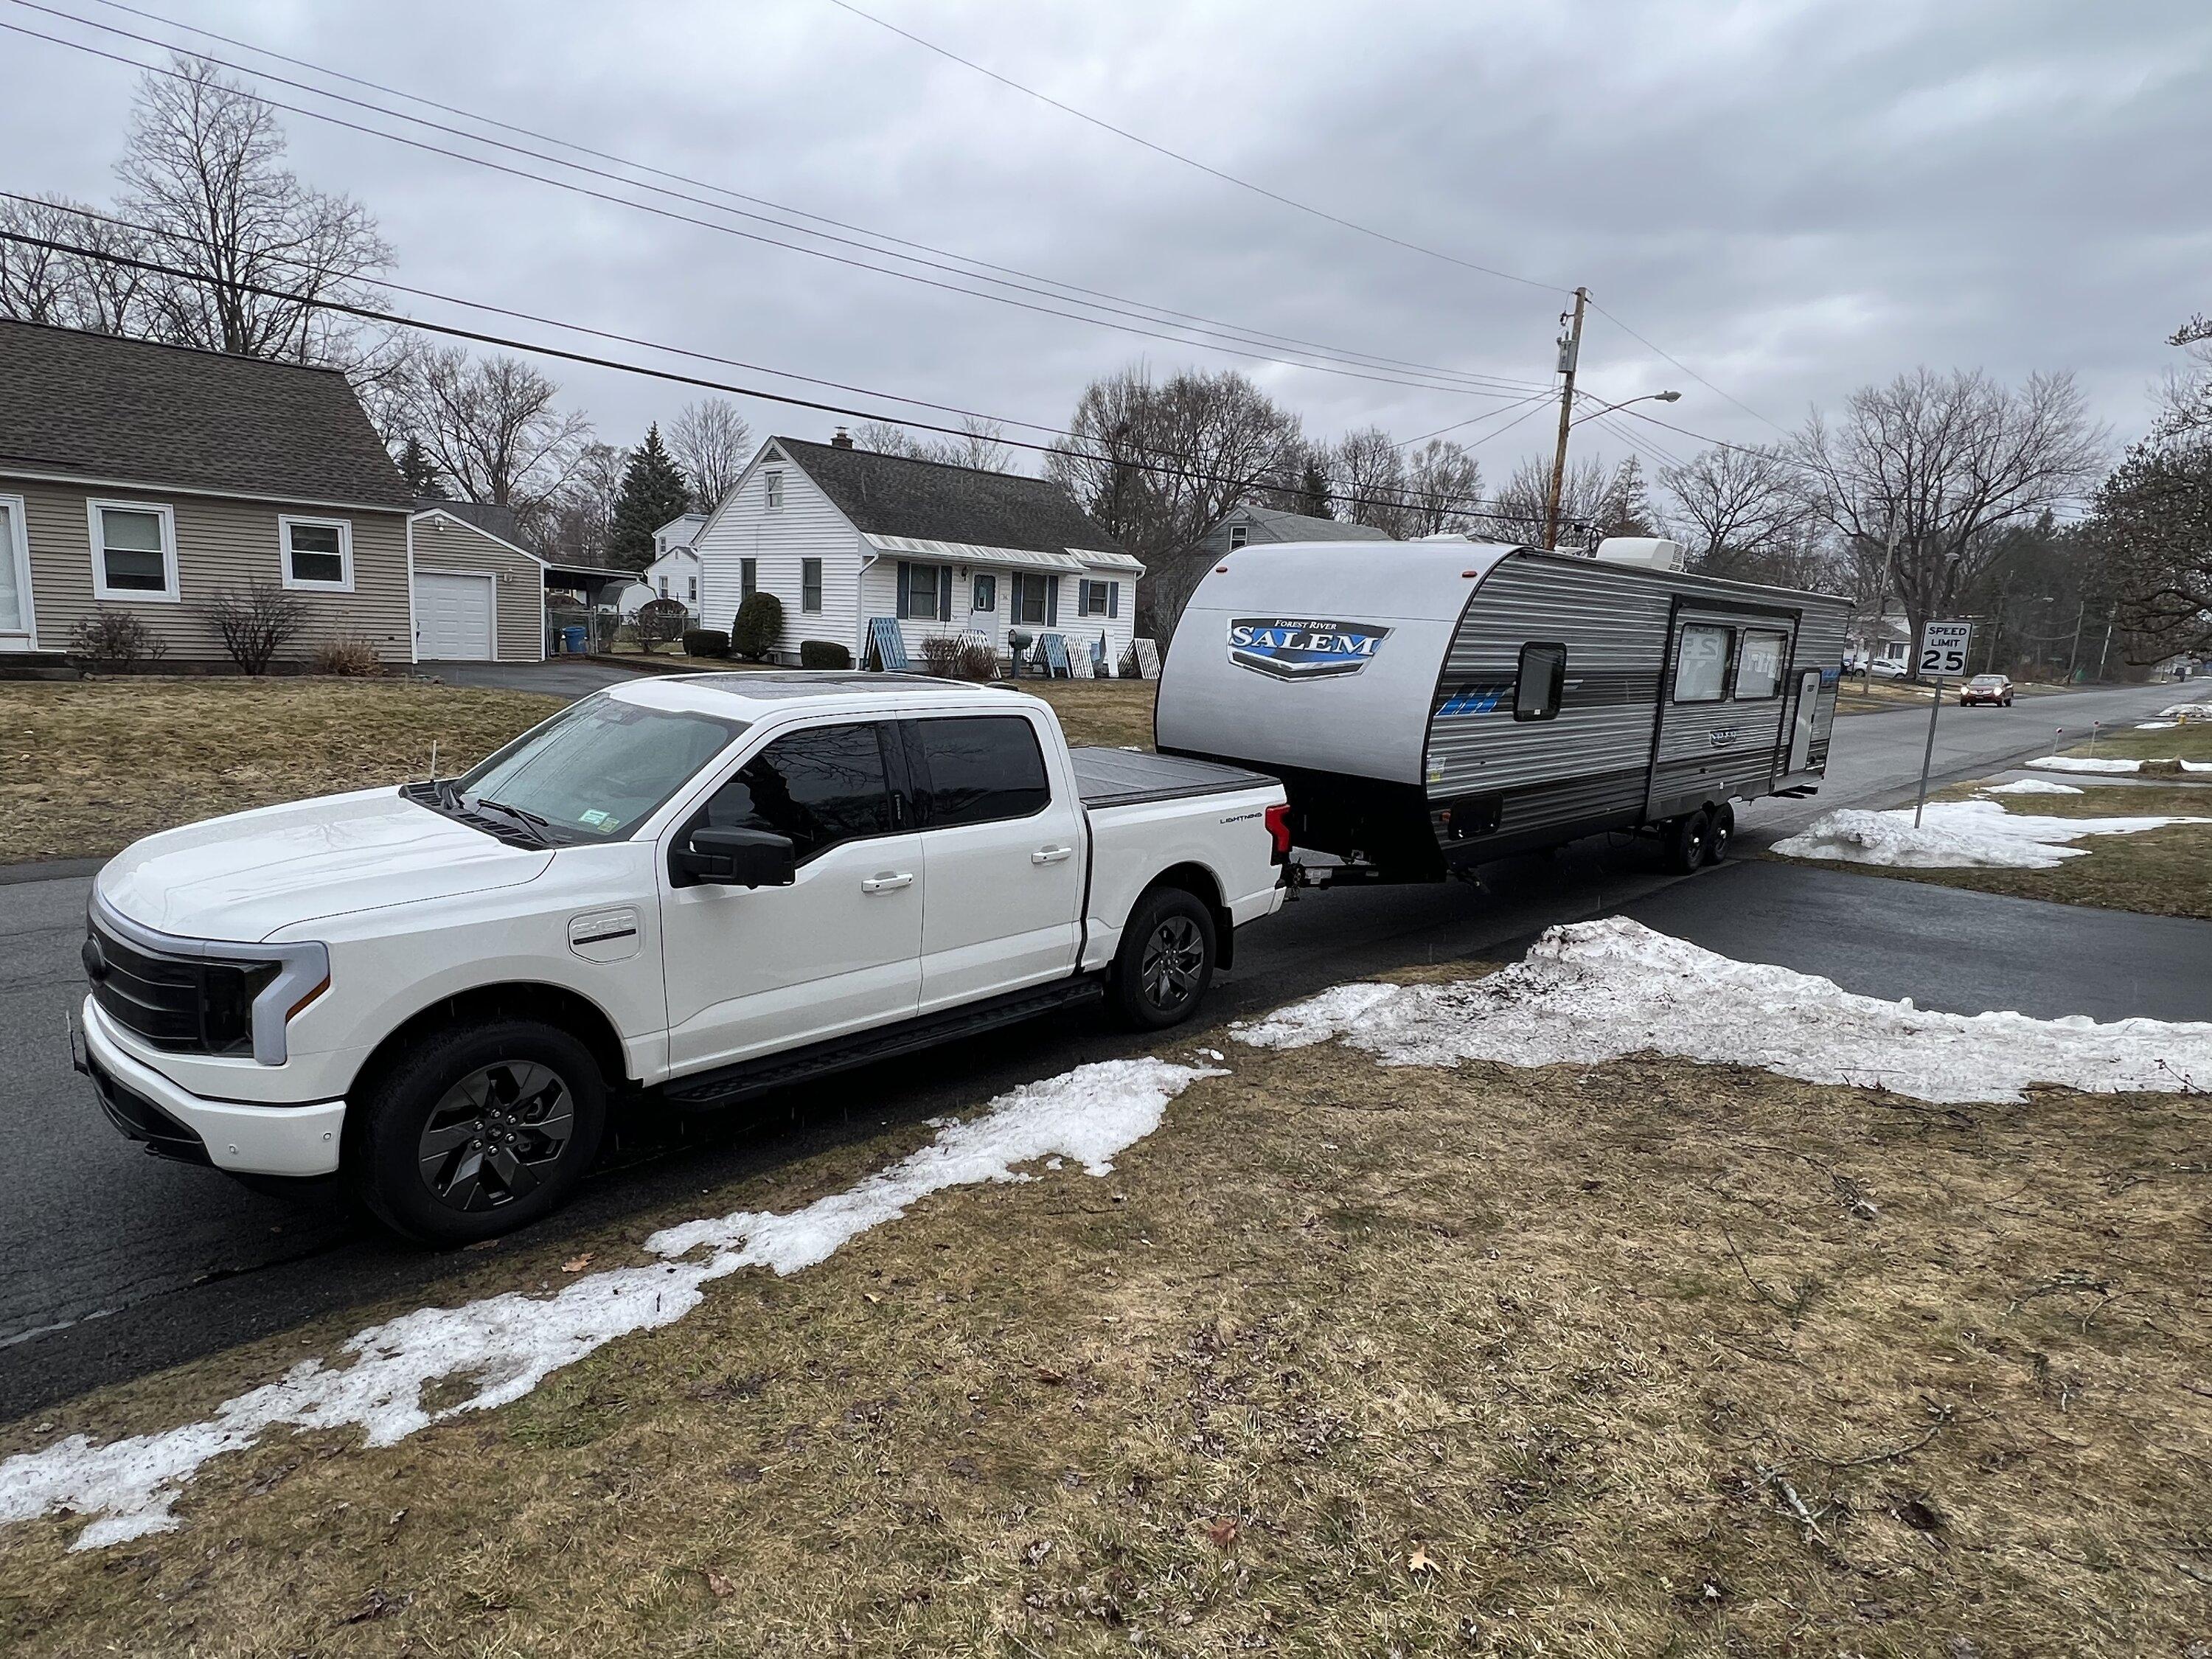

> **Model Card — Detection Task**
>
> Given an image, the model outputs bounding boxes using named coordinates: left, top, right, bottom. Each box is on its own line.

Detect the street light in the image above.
left=1569, top=389, right=1683, bottom=428
left=1545, top=389, right=1683, bottom=549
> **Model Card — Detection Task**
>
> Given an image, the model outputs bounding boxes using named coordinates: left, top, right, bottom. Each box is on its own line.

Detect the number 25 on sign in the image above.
left=1913, top=619, right=1972, bottom=826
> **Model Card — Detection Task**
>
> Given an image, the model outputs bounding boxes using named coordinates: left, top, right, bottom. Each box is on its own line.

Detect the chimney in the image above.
left=830, top=426, right=855, bottom=449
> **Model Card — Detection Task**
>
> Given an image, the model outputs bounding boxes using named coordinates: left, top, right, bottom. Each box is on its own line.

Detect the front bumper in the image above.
left=77, top=998, right=346, bottom=1177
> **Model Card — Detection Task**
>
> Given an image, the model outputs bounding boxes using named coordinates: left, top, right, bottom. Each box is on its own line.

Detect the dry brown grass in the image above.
left=2056, top=720, right=2212, bottom=765
left=1015, top=678, right=1158, bottom=750
left=4, top=985, right=2208, bottom=1656
left=0, top=678, right=566, bottom=863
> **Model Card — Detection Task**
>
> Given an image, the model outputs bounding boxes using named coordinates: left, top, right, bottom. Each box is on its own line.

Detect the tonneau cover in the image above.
left=1071, top=748, right=1275, bottom=809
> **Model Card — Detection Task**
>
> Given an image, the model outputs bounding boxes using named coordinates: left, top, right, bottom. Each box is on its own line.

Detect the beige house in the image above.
left=408, top=503, right=548, bottom=662
left=0, top=319, right=415, bottom=667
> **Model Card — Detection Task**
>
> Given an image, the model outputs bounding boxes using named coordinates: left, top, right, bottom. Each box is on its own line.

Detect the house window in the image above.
left=764, top=470, right=784, bottom=512
left=1228, top=524, right=1248, bottom=549
left=897, top=561, right=950, bottom=622
left=1514, top=641, right=1567, bottom=722
left=1012, top=571, right=1054, bottom=626
left=0, top=493, right=30, bottom=645
left=1672, top=624, right=1733, bottom=703
left=279, top=516, right=352, bottom=591
left=88, top=501, right=178, bottom=602
left=741, top=558, right=757, bottom=602
left=1735, top=630, right=1788, bottom=700
left=802, top=557, right=822, bottom=613
left=688, top=574, right=699, bottom=605
left=972, top=573, right=996, bottom=613
left=1078, top=579, right=1119, bottom=619
left=658, top=575, right=670, bottom=597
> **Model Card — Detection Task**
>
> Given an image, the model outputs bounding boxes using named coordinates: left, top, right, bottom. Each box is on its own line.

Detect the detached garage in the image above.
left=408, top=506, right=546, bottom=662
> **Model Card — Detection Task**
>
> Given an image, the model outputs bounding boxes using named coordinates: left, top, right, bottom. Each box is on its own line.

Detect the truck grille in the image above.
left=84, top=920, right=273, bottom=1056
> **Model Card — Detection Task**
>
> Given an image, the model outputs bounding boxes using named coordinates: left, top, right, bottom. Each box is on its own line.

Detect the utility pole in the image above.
left=1543, top=285, right=1589, bottom=551
left=2096, top=604, right=2116, bottom=681
left=2065, top=597, right=2086, bottom=682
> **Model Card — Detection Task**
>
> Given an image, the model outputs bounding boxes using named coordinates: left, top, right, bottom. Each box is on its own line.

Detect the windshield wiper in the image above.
left=467, top=796, right=561, bottom=846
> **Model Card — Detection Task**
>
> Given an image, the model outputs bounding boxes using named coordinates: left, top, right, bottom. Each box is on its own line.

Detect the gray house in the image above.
left=0, top=319, right=416, bottom=666
left=1147, top=505, right=1394, bottom=639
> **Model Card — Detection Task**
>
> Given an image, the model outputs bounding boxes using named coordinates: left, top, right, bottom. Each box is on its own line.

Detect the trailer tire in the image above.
left=348, top=1019, right=606, bottom=1246
left=1705, top=803, right=1735, bottom=864
left=1112, top=886, right=1217, bottom=1030
left=1665, top=810, right=1714, bottom=874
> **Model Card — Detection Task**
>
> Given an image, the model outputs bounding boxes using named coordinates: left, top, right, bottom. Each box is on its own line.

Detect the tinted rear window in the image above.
left=911, top=716, right=1051, bottom=828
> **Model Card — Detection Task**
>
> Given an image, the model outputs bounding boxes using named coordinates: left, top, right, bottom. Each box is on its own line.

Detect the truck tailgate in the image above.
left=1071, top=747, right=1277, bottom=808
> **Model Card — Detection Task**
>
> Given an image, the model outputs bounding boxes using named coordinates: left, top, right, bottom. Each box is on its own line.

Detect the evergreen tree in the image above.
left=395, top=434, right=444, bottom=497
left=608, top=424, right=692, bottom=570
left=1298, top=456, right=1332, bottom=518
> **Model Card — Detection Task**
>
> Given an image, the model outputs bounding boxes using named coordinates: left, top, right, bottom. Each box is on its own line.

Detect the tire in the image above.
left=1112, top=885, right=1218, bottom=1030
left=1665, top=810, right=1713, bottom=875
left=348, top=1019, right=607, bottom=1245
left=1705, top=802, right=1735, bottom=865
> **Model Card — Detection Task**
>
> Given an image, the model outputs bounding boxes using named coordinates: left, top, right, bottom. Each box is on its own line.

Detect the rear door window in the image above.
left=908, top=715, right=1052, bottom=827
left=1735, top=630, right=1788, bottom=699
left=700, top=722, right=896, bottom=861
left=1672, top=625, right=1733, bottom=703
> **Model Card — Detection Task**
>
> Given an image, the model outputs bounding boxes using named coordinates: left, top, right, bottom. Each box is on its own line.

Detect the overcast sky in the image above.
left=4, top=0, right=2208, bottom=493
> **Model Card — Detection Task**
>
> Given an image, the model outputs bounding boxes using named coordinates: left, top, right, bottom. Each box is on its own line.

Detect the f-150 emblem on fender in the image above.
left=1227, top=617, right=1392, bottom=680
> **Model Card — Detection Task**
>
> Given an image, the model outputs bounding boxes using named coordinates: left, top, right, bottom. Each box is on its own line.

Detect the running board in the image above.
left=661, top=974, right=1109, bottom=1112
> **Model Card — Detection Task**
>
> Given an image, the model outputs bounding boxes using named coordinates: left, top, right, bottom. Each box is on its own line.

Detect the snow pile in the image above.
left=1233, top=917, right=2212, bottom=1106
left=1983, top=779, right=2084, bottom=796
left=2029, top=755, right=2212, bottom=775
left=0, top=1058, right=1219, bottom=1551
left=1770, top=799, right=2210, bottom=870
left=2158, top=703, right=2211, bottom=720
left=2136, top=720, right=2179, bottom=731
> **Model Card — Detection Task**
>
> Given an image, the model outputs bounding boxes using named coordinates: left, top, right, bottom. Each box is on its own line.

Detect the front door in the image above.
left=1787, top=668, right=1822, bottom=772
left=659, top=720, right=922, bottom=1071
left=903, top=712, right=1084, bottom=1012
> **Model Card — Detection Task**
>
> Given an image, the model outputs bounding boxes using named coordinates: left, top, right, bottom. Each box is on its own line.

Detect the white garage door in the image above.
left=415, top=571, right=495, bottom=660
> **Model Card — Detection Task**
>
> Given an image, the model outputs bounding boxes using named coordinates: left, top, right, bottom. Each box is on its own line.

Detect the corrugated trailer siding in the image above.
left=1796, top=605, right=1848, bottom=767
left=408, top=514, right=543, bottom=661
left=1425, top=554, right=1672, bottom=835
left=14, top=477, right=411, bottom=661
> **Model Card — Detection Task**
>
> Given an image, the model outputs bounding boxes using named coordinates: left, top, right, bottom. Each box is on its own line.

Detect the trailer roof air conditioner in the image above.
left=1591, top=536, right=1687, bottom=571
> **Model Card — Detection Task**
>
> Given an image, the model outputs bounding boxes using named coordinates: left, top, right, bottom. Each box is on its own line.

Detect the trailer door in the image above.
left=1785, top=668, right=1821, bottom=773
left=1646, top=602, right=1800, bottom=821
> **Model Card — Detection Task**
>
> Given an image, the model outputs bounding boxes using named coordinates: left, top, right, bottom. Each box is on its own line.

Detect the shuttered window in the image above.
left=897, top=562, right=951, bottom=622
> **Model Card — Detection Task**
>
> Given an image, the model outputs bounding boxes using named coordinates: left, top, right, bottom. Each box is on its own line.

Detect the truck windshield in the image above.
left=447, top=695, right=748, bottom=844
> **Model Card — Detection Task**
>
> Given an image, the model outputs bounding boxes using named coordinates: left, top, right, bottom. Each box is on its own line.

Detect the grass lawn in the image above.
left=0, top=679, right=566, bottom=863
left=1014, top=677, right=1158, bottom=749
left=4, top=975, right=2206, bottom=1655
left=1775, top=781, right=2212, bottom=920
left=2051, top=719, right=2212, bottom=766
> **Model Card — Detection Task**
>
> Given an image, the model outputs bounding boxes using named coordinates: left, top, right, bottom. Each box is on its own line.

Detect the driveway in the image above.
left=426, top=658, right=647, bottom=698
left=3, top=675, right=2202, bottom=1417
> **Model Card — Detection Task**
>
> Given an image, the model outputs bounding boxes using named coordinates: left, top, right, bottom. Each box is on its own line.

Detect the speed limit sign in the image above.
left=1919, top=619, right=1971, bottom=677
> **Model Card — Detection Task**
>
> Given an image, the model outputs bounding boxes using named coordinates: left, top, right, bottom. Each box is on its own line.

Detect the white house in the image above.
left=653, top=512, right=707, bottom=557
left=692, top=434, right=1143, bottom=669
left=637, top=544, right=701, bottom=613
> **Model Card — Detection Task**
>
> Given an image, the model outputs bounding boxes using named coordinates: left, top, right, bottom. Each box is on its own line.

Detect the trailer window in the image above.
left=1672, top=624, right=1733, bottom=703
left=1514, top=642, right=1567, bottom=722
left=1736, top=630, right=1788, bottom=699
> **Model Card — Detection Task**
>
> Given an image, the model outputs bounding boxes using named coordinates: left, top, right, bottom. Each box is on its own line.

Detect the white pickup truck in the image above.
left=77, top=674, right=1289, bottom=1242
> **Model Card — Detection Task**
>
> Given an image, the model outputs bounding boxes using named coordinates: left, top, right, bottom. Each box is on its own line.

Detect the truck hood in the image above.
left=98, top=787, right=555, bottom=942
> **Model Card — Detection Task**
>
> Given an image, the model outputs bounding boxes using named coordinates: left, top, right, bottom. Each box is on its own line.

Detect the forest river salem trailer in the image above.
left=1153, top=538, right=1850, bottom=880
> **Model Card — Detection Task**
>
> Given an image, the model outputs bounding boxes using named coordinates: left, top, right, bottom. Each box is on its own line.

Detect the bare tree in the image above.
left=853, top=416, right=1012, bottom=473
left=0, top=194, right=148, bottom=332
left=667, top=399, right=753, bottom=509
left=393, top=347, right=594, bottom=540
left=2089, top=316, right=2212, bottom=661
left=205, top=581, right=307, bottom=674
left=1489, top=455, right=1633, bottom=546
left=1794, top=368, right=2107, bottom=655
left=1331, top=428, right=1413, bottom=536
left=116, top=55, right=397, bottom=377
left=1401, top=439, right=1484, bottom=536
left=1660, top=445, right=1823, bottom=582
left=540, top=441, right=629, bottom=565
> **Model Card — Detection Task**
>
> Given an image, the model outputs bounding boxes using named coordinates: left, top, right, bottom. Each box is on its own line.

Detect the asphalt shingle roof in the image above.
left=773, top=437, right=1125, bottom=557
left=1226, top=505, right=1394, bottom=542
left=0, top=319, right=411, bottom=509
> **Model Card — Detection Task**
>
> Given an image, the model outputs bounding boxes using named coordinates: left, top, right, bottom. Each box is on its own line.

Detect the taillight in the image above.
left=1264, top=801, right=1293, bottom=864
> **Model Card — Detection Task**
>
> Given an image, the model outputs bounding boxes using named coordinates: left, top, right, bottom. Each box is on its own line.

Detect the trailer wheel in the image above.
left=1112, top=886, right=1217, bottom=1030
left=1705, top=803, right=1736, bottom=864
left=1665, top=810, right=1713, bottom=874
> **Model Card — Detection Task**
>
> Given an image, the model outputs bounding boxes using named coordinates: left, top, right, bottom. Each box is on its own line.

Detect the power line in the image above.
left=72, top=0, right=1545, bottom=397
left=1585, top=297, right=1792, bottom=439
left=821, top=0, right=1565, bottom=298
left=0, top=227, right=1545, bottom=526
left=6, top=2, right=1543, bottom=403
left=1397, top=392, right=1559, bottom=452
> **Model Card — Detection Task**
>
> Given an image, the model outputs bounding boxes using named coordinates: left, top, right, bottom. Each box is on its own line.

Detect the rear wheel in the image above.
left=1665, top=810, right=1713, bottom=874
left=1112, top=886, right=1217, bottom=1030
left=1705, top=803, right=1736, bottom=864
left=349, top=1020, right=606, bottom=1245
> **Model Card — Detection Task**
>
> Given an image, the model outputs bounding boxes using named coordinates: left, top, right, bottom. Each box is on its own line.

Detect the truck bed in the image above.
left=1071, top=747, right=1276, bottom=810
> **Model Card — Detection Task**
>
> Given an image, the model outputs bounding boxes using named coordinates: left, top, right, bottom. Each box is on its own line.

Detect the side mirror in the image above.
left=671, top=825, right=796, bottom=889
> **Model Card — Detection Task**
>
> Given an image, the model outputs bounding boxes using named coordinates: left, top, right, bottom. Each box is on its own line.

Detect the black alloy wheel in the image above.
left=1112, top=886, right=1217, bottom=1030
left=417, top=1061, right=577, bottom=1213
left=1141, top=915, right=1206, bottom=1015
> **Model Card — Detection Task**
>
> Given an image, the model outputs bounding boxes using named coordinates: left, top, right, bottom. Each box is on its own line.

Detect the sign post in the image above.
left=1913, top=619, right=1972, bottom=827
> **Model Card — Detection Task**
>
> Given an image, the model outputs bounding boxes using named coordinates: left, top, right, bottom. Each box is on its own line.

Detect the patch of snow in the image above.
left=2157, top=704, right=2211, bottom=720
left=2030, top=754, right=2212, bottom=775
left=0, top=1057, right=1220, bottom=1552
left=1983, top=779, right=2084, bottom=796
left=1231, top=917, right=2212, bottom=1107
left=2136, top=720, right=2179, bottom=730
left=1770, top=799, right=2209, bottom=870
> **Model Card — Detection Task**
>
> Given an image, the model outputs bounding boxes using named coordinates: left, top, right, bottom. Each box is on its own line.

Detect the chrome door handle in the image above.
left=1032, top=846, right=1074, bottom=865
left=861, top=872, right=914, bottom=893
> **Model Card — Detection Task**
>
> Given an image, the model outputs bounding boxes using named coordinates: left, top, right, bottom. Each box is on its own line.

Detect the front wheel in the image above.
left=1112, top=886, right=1217, bottom=1030
left=349, top=1020, right=607, bottom=1245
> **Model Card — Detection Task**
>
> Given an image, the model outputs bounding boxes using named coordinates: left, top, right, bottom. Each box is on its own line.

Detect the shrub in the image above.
left=68, top=609, right=167, bottom=672
left=918, top=635, right=963, bottom=676
left=310, top=637, right=384, bottom=677
left=957, top=641, right=1000, bottom=681
left=637, top=597, right=689, bottom=650
left=800, top=639, right=852, bottom=670
left=731, top=591, right=784, bottom=661
left=205, top=582, right=307, bottom=675
left=682, top=627, right=730, bottom=658
left=919, top=634, right=1002, bottom=681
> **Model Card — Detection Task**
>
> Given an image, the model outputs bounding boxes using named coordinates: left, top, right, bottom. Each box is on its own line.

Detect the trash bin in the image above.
left=563, top=625, right=587, bottom=655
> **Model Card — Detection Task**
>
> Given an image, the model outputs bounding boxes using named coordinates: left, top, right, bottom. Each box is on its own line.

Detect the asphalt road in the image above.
left=2, top=677, right=2204, bottom=1418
